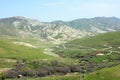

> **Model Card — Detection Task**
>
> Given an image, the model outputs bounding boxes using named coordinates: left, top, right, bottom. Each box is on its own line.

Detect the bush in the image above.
left=5, top=70, right=18, bottom=78
left=36, top=70, right=47, bottom=77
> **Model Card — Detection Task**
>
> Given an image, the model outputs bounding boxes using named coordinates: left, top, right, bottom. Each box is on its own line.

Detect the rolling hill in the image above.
left=85, top=64, right=120, bottom=80
left=67, top=31, right=120, bottom=48
left=0, top=39, right=54, bottom=68
left=54, top=31, right=120, bottom=59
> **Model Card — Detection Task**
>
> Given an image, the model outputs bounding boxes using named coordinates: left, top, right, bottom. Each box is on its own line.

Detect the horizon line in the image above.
left=0, top=16, right=120, bottom=22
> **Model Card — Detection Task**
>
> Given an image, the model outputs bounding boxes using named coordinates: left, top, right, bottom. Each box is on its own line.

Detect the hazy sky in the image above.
left=0, top=0, right=120, bottom=21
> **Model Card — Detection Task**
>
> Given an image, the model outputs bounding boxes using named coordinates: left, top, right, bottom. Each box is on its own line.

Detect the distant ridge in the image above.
left=0, top=16, right=120, bottom=43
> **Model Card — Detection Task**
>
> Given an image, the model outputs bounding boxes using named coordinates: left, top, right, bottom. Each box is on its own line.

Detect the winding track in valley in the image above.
left=44, top=48, right=60, bottom=57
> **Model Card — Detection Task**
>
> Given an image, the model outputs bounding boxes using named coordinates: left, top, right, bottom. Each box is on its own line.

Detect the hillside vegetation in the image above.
left=0, top=38, right=53, bottom=68
left=11, top=31, right=120, bottom=80
left=6, top=64, right=120, bottom=80
left=85, top=64, right=120, bottom=80
left=68, top=31, right=120, bottom=48
left=0, top=39, right=53, bottom=60
left=54, top=31, right=120, bottom=58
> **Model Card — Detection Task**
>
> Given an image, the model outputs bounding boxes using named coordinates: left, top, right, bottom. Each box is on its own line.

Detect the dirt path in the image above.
left=44, top=48, right=60, bottom=57
left=13, top=42, right=36, bottom=48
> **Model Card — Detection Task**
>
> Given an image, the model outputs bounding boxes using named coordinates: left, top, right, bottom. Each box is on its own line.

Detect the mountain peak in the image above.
left=15, top=16, right=26, bottom=19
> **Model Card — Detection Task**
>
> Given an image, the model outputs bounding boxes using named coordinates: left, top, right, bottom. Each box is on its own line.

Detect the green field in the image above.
left=0, top=39, right=54, bottom=68
left=0, top=39, right=53, bottom=60
left=85, top=64, right=120, bottom=80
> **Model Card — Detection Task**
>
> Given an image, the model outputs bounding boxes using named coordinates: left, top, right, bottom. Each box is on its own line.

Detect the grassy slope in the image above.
left=13, top=38, right=55, bottom=48
left=0, top=39, right=53, bottom=60
left=68, top=31, right=120, bottom=49
left=56, top=31, right=120, bottom=56
left=0, top=39, right=53, bottom=68
left=0, top=38, right=78, bottom=68
left=85, top=64, right=120, bottom=80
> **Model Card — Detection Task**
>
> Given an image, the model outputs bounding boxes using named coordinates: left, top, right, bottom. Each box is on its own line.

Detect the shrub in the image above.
left=4, top=69, right=18, bottom=78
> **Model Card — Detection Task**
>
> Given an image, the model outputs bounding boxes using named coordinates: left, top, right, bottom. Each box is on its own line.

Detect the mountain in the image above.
left=0, top=16, right=120, bottom=43
left=52, top=17, right=120, bottom=33
left=0, top=16, right=39, bottom=39
left=0, top=16, right=90, bottom=43
left=68, top=17, right=120, bottom=33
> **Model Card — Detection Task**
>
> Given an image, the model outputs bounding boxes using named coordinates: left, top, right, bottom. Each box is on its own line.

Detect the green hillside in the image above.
left=0, top=39, right=53, bottom=68
left=54, top=31, right=120, bottom=67
left=0, top=39, right=53, bottom=60
left=85, top=64, right=120, bottom=80
left=54, top=31, right=120, bottom=58
left=68, top=31, right=120, bottom=48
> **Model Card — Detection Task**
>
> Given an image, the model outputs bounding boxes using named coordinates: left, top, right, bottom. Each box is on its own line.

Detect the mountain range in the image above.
left=0, top=16, right=120, bottom=43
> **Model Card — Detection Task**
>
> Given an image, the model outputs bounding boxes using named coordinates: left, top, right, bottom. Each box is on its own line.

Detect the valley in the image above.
left=0, top=17, right=120, bottom=80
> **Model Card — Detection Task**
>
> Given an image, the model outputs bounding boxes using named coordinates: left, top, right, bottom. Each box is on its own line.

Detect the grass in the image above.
left=0, top=39, right=53, bottom=60
left=85, top=64, right=120, bottom=80
left=0, top=38, right=77, bottom=68
left=7, top=75, right=82, bottom=80
left=67, top=31, right=120, bottom=49
left=0, top=38, right=54, bottom=68
left=13, top=38, right=55, bottom=48
left=30, top=75, right=81, bottom=80
left=54, top=31, right=120, bottom=59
